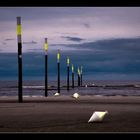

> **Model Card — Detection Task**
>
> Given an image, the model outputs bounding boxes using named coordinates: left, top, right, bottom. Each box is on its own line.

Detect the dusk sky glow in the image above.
left=0, top=7, right=140, bottom=52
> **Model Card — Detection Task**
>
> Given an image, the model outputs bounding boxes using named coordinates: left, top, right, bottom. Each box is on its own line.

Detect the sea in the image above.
left=1, top=53, right=140, bottom=97
left=0, top=80, right=140, bottom=97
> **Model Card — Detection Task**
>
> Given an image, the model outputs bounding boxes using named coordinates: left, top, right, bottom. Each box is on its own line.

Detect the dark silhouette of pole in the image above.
left=57, top=49, right=60, bottom=93
left=67, top=56, right=70, bottom=91
left=80, top=66, right=83, bottom=86
left=72, top=64, right=74, bottom=88
left=44, top=38, right=48, bottom=97
left=17, top=17, right=23, bottom=103
left=77, top=67, right=80, bottom=87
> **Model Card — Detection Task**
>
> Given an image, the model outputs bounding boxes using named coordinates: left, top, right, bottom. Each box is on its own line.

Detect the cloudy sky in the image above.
left=0, top=7, right=140, bottom=80
left=0, top=7, right=140, bottom=52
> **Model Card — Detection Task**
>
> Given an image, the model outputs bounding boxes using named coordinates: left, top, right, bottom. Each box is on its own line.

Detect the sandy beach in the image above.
left=0, top=95, right=140, bottom=133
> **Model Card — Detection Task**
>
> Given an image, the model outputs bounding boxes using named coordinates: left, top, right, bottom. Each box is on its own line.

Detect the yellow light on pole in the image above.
left=44, top=44, right=48, bottom=51
left=72, top=64, right=74, bottom=73
left=44, top=38, right=48, bottom=51
left=67, top=56, right=70, bottom=66
left=17, top=25, right=22, bottom=35
left=57, top=49, right=60, bottom=62
left=78, top=67, right=80, bottom=76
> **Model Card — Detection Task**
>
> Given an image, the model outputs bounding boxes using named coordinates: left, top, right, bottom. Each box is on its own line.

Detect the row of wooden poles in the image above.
left=17, top=17, right=83, bottom=103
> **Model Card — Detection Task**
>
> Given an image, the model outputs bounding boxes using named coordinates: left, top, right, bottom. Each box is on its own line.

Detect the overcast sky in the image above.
left=0, top=7, right=140, bottom=52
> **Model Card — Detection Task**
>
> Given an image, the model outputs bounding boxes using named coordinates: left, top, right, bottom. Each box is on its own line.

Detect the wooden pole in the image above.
left=80, top=66, right=83, bottom=86
left=57, top=49, right=60, bottom=93
left=67, top=56, right=70, bottom=91
left=17, top=17, right=23, bottom=103
left=72, top=64, right=74, bottom=88
left=44, top=38, right=48, bottom=97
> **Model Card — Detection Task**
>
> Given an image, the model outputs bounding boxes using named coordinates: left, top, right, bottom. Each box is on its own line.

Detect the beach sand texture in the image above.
left=0, top=95, right=140, bottom=132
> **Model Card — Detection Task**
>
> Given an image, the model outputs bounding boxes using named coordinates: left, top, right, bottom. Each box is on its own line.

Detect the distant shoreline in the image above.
left=0, top=80, right=140, bottom=96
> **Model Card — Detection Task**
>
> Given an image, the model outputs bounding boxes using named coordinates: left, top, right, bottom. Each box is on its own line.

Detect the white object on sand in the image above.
left=88, top=110, right=108, bottom=123
left=85, top=85, right=88, bottom=88
left=72, top=93, right=80, bottom=99
left=54, top=93, right=60, bottom=96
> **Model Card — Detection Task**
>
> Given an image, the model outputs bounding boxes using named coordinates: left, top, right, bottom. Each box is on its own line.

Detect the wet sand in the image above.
left=0, top=95, right=140, bottom=133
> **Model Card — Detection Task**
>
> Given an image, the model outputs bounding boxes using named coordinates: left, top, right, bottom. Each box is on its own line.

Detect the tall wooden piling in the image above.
left=17, top=17, right=23, bottom=103
left=57, top=49, right=60, bottom=93
left=77, top=67, right=80, bottom=87
left=72, top=64, right=74, bottom=88
left=67, top=56, right=70, bottom=91
left=44, top=38, right=48, bottom=97
left=80, top=66, right=83, bottom=86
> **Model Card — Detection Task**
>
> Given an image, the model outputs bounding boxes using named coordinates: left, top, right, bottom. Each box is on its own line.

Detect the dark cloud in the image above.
left=56, top=32, right=78, bottom=35
left=2, top=42, right=6, bottom=45
left=23, top=41, right=37, bottom=44
left=63, top=33, right=78, bottom=35
left=83, top=23, right=91, bottom=28
left=1, top=38, right=140, bottom=80
left=27, top=49, right=42, bottom=51
left=26, top=49, right=43, bottom=53
left=61, top=36, right=85, bottom=42
left=50, top=44, right=65, bottom=46
left=65, top=37, right=140, bottom=53
left=63, top=37, right=140, bottom=75
left=4, top=38, right=15, bottom=41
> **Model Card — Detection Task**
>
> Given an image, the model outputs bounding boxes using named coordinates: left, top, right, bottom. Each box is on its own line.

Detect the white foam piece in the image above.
left=135, top=84, right=140, bottom=87
left=88, top=111, right=108, bottom=123
left=23, top=86, right=44, bottom=89
left=94, top=95, right=103, bottom=97
left=23, top=95, right=44, bottom=98
left=23, top=95, right=31, bottom=98
left=72, top=93, right=80, bottom=99
left=31, top=96, right=44, bottom=98
left=54, top=93, right=60, bottom=96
